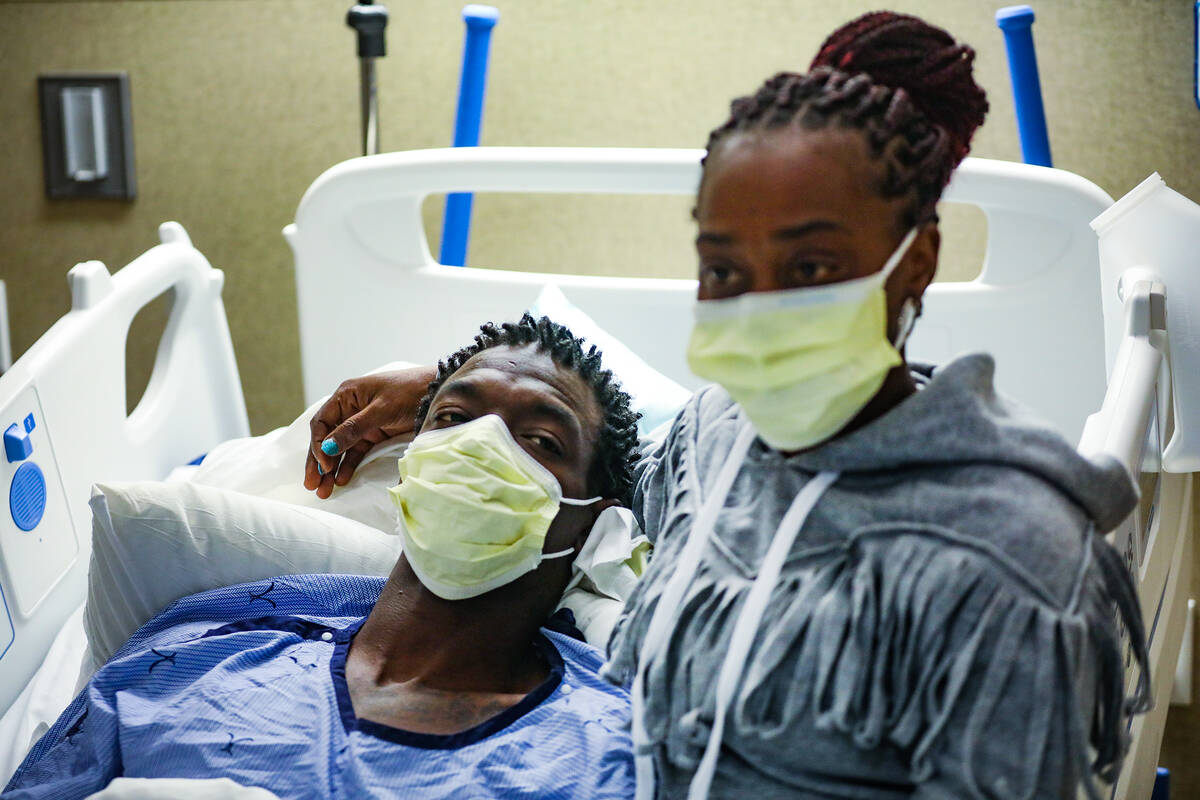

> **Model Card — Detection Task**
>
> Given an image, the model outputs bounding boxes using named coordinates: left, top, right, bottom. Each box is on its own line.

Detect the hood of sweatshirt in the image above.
left=785, top=353, right=1137, bottom=531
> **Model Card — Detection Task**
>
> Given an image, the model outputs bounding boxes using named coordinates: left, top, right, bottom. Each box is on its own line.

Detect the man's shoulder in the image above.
left=112, top=574, right=384, bottom=659
left=542, top=630, right=630, bottom=699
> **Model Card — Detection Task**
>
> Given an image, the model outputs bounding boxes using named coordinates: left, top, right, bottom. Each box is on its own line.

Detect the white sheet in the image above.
left=0, top=602, right=88, bottom=784
left=84, top=777, right=281, bottom=799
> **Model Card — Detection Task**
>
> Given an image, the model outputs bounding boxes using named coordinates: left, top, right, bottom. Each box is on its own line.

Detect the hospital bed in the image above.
left=0, top=147, right=1192, bottom=799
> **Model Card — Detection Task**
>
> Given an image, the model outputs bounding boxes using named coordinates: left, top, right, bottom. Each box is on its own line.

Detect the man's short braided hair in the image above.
left=414, top=313, right=641, bottom=505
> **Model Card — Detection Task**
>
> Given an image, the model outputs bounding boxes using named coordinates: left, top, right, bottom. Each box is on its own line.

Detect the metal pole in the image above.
left=360, top=58, right=378, bottom=156
left=347, top=3, right=388, bottom=156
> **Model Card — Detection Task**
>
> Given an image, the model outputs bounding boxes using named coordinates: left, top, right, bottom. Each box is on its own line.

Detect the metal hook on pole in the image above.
left=347, top=3, right=389, bottom=156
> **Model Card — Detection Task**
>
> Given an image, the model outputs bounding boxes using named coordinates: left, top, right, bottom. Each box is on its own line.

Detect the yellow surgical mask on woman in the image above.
left=388, top=414, right=599, bottom=600
left=686, top=227, right=919, bottom=451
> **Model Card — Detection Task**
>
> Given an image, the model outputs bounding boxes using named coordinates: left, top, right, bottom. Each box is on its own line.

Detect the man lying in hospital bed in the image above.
left=4, top=315, right=639, bottom=799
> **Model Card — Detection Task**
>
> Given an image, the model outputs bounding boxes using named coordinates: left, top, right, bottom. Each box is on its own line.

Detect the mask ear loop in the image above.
left=880, top=228, right=920, bottom=352
left=893, top=297, right=918, bottom=350
left=560, top=495, right=602, bottom=506
left=543, top=495, right=602, bottom=562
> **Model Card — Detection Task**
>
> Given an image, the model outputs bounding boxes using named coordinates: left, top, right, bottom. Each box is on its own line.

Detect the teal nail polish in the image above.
left=321, top=439, right=339, bottom=456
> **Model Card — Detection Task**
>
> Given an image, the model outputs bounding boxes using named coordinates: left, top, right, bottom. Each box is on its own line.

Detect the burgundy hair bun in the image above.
left=810, top=11, right=988, bottom=166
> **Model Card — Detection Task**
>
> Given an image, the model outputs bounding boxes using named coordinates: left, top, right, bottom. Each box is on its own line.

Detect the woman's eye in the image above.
left=701, top=264, right=735, bottom=284
left=699, top=263, right=747, bottom=294
left=790, top=260, right=840, bottom=284
left=433, top=410, right=470, bottom=425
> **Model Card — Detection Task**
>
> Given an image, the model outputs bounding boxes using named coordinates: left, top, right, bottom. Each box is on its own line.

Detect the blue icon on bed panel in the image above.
left=10, top=462, right=47, bottom=531
left=23, top=414, right=34, bottom=433
left=4, top=423, right=32, bottom=463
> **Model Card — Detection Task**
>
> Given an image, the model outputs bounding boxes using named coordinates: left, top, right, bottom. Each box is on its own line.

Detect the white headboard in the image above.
left=286, top=147, right=1113, bottom=443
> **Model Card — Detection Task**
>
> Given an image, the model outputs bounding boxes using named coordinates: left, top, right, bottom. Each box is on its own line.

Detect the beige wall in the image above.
left=4, top=0, right=1198, bottom=432
left=3, top=0, right=1200, bottom=782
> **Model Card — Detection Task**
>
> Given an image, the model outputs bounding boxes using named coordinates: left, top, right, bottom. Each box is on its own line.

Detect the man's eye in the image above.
left=433, top=410, right=470, bottom=425
left=527, top=434, right=563, bottom=456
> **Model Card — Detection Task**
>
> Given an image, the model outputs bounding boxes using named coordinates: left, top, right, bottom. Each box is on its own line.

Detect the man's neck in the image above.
left=350, top=557, right=561, bottom=695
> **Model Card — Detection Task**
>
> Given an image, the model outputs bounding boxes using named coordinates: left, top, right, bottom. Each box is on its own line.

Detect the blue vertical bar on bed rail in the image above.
left=993, top=5, right=1051, bottom=169
left=440, top=5, right=500, bottom=267
left=996, top=5, right=1053, bottom=167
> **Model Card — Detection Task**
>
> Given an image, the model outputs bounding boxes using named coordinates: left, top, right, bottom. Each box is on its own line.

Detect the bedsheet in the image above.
left=0, top=603, right=88, bottom=784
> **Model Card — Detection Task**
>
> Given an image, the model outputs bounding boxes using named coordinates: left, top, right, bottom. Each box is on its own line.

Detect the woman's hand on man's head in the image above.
left=304, top=366, right=436, bottom=498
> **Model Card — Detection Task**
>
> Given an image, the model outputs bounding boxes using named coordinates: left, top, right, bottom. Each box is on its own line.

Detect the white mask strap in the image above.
left=881, top=226, right=920, bottom=277
left=559, top=495, right=602, bottom=506
left=878, top=226, right=920, bottom=282
left=894, top=297, right=918, bottom=350
left=543, top=496, right=600, bottom=562
left=686, top=469, right=840, bottom=799
left=632, top=422, right=758, bottom=800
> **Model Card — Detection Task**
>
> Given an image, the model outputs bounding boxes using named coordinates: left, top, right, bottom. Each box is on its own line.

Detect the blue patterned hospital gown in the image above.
left=4, top=574, right=634, bottom=799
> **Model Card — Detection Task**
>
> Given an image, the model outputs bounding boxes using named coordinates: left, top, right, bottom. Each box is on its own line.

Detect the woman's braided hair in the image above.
left=702, top=11, right=989, bottom=227
left=414, top=313, right=641, bottom=505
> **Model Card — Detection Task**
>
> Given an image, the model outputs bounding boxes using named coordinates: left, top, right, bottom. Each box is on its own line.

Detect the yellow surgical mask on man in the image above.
left=388, top=413, right=599, bottom=600
left=686, top=227, right=919, bottom=451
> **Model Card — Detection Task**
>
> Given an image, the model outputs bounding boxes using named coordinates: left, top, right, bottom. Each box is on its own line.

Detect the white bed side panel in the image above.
left=288, top=147, right=1112, bottom=444
left=0, top=223, right=249, bottom=719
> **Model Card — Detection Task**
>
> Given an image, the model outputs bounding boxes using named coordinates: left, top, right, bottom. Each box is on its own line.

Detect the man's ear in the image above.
left=572, top=498, right=622, bottom=553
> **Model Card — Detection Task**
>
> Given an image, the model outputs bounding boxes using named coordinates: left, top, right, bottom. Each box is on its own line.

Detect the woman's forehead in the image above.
left=697, top=128, right=890, bottom=223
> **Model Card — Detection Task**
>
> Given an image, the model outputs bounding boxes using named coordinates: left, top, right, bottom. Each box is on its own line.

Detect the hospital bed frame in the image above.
left=0, top=147, right=1191, bottom=799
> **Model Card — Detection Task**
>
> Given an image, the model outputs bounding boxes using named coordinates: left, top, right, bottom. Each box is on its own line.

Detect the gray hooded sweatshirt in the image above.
left=605, top=354, right=1149, bottom=799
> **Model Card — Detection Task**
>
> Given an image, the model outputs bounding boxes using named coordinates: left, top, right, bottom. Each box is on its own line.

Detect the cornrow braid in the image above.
left=414, top=312, right=642, bottom=506
left=810, top=11, right=988, bottom=166
left=702, top=11, right=988, bottom=228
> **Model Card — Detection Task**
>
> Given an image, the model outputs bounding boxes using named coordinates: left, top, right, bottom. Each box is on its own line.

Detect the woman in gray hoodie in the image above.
left=305, top=11, right=1148, bottom=799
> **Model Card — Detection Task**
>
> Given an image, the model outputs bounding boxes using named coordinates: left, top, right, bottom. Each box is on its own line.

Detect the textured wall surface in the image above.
left=2, top=0, right=1200, bottom=783
left=4, top=0, right=1197, bottom=431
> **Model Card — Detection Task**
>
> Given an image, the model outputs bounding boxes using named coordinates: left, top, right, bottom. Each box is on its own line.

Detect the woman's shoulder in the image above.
left=874, top=460, right=1109, bottom=606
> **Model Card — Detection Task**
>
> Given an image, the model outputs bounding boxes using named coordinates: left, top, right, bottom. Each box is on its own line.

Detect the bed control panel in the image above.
left=4, top=418, right=34, bottom=462
left=0, top=385, right=77, bottom=618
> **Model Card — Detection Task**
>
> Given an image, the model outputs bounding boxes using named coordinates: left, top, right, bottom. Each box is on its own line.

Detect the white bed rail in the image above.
left=1079, top=275, right=1194, bottom=800
left=0, top=223, right=249, bottom=717
left=287, top=147, right=1113, bottom=444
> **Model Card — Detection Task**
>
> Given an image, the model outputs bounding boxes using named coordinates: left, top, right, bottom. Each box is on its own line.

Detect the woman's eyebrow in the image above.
left=772, top=219, right=843, bottom=240
left=696, top=231, right=734, bottom=246
left=696, top=219, right=844, bottom=247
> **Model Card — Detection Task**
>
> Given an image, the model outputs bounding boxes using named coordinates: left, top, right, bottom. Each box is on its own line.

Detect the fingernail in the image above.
left=321, top=439, right=339, bottom=456
left=317, top=463, right=325, bottom=476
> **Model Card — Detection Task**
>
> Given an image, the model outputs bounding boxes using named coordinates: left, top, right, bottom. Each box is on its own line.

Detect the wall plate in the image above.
left=38, top=73, right=136, bottom=201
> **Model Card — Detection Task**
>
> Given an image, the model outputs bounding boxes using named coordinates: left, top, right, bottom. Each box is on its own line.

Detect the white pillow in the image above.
left=189, top=361, right=419, bottom=534
left=84, top=481, right=401, bottom=668
left=529, top=284, right=692, bottom=435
